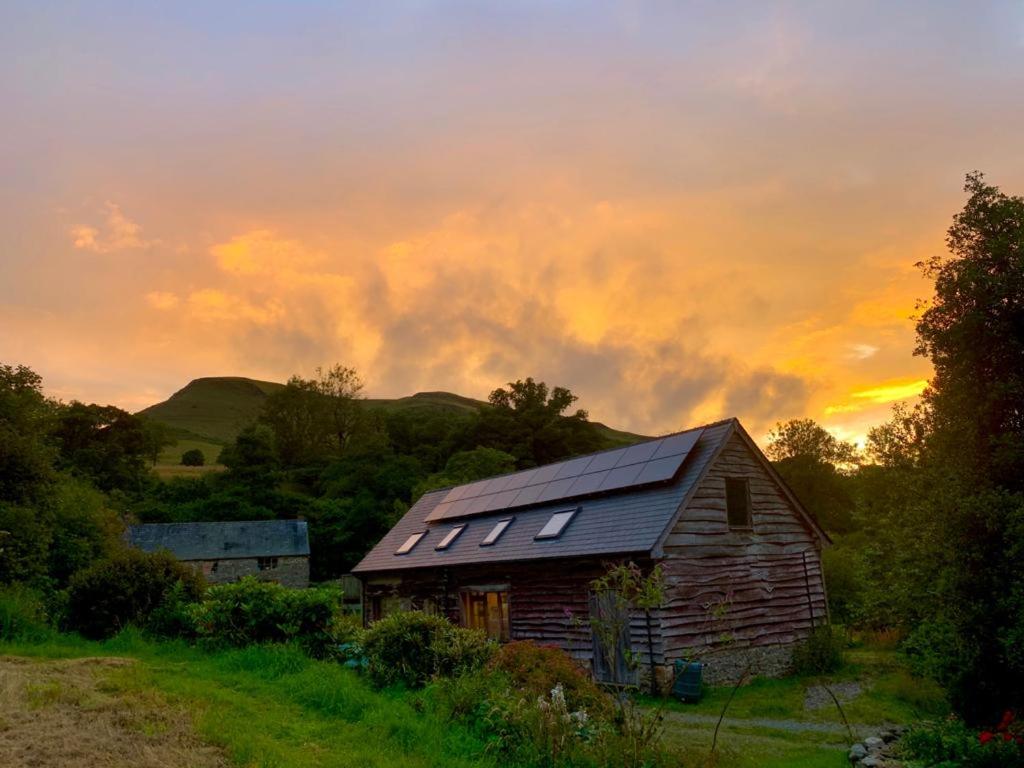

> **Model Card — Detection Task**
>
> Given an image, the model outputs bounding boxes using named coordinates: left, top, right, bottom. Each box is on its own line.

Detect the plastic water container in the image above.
left=672, top=659, right=704, bottom=702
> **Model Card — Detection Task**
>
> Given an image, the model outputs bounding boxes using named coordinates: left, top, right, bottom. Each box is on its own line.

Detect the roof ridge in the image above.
left=431, top=416, right=740, bottom=490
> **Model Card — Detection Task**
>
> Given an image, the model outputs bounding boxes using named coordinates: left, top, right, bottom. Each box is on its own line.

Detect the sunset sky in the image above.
left=2, top=2, right=1023, bottom=443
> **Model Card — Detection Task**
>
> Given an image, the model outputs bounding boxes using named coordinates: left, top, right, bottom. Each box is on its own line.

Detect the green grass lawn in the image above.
left=2, top=634, right=942, bottom=768
left=153, top=437, right=226, bottom=479
left=652, top=646, right=946, bottom=727
left=3, top=633, right=494, bottom=768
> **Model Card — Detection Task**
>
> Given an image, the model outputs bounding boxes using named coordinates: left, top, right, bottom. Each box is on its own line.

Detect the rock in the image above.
left=860, top=756, right=882, bottom=768
left=864, top=736, right=885, bottom=750
left=849, top=743, right=868, bottom=762
left=881, top=729, right=898, bottom=743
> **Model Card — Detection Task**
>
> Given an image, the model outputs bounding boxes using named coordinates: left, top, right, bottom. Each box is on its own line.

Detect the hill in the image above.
left=138, top=376, right=645, bottom=459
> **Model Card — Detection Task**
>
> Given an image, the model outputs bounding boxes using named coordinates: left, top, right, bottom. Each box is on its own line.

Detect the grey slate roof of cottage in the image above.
left=126, top=520, right=310, bottom=561
left=353, top=419, right=738, bottom=574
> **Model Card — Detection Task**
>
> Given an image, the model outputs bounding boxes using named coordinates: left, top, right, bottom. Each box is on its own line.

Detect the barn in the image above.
left=353, top=418, right=830, bottom=686
left=126, top=519, right=311, bottom=588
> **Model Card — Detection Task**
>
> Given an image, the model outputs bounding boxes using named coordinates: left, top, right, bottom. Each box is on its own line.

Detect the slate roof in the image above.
left=353, top=419, right=736, bottom=574
left=126, top=520, right=310, bottom=561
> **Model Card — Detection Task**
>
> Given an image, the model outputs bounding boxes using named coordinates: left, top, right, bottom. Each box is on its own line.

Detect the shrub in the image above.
left=190, top=578, right=345, bottom=656
left=791, top=625, right=846, bottom=675
left=361, top=611, right=494, bottom=688
left=65, top=548, right=204, bottom=639
left=0, top=584, right=52, bottom=641
left=180, top=449, right=205, bottom=467
left=901, top=716, right=1024, bottom=768
left=489, top=640, right=611, bottom=717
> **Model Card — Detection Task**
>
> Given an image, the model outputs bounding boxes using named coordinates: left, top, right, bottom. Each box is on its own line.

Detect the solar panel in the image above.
left=424, top=428, right=704, bottom=523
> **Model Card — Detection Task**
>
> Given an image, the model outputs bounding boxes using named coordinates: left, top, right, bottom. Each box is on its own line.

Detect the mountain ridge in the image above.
left=137, top=376, right=643, bottom=448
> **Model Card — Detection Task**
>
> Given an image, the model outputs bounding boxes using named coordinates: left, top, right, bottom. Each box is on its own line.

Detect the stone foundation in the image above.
left=655, top=644, right=795, bottom=690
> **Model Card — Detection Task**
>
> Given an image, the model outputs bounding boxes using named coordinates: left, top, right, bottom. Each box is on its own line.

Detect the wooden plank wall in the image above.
left=361, top=558, right=664, bottom=670
left=660, top=432, right=827, bottom=660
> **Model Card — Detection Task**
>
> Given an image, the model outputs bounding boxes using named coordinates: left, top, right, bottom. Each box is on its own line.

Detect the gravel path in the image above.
left=661, top=709, right=880, bottom=737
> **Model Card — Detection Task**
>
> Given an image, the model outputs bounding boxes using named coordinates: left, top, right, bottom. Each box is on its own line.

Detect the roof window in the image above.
left=435, top=524, right=466, bottom=551
left=480, top=518, right=513, bottom=546
left=535, top=508, right=579, bottom=540
left=395, top=531, right=427, bottom=555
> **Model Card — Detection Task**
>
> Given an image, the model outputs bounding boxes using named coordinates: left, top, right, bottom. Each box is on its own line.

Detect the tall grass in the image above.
left=0, top=585, right=54, bottom=642
left=1, top=630, right=496, bottom=768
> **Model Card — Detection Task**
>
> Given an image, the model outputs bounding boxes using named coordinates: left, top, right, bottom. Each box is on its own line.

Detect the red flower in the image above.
left=1003, top=732, right=1013, bottom=742
left=998, top=710, right=1015, bottom=730
left=979, top=731, right=994, bottom=744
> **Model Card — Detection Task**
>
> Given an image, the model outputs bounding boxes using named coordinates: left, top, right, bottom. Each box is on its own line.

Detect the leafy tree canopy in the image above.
left=915, top=171, right=1024, bottom=491
left=472, top=378, right=604, bottom=467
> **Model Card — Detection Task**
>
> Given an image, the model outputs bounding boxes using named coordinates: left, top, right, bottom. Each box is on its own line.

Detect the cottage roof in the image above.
left=126, top=520, right=310, bottom=561
left=354, top=419, right=747, bottom=574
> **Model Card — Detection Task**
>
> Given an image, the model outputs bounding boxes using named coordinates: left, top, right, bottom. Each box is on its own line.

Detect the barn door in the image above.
left=589, top=591, right=638, bottom=685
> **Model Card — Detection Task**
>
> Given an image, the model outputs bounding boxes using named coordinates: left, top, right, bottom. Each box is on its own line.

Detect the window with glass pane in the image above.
left=726, top=477, right=753, bottom=529
left=481, top=518, right=513, bottom=546
left=460, top=590, right=510, bottom=641
left=435, top=524, right=466, bottom=550
left=395, top=531, right=426, bottom=555
left=535, top=508, right=578, bottom=539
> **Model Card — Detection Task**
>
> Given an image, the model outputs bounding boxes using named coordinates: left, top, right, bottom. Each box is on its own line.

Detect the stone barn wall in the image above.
left=190, top=555, right=309, bottom=588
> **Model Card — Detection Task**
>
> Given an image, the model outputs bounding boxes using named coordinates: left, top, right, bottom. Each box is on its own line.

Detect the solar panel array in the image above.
left=424, top=428, right=704, bottom=523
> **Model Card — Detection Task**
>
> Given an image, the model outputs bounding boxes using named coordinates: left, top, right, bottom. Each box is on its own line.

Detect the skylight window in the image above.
left=395, top=531, right=426, bottom=555
left=535, top=508, right=579, bottom=540
left=480, top=518, right=513, bottom=546
left=435, top=524, right=466, bottom=550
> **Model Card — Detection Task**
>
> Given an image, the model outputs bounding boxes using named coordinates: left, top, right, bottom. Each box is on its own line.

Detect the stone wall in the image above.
left=190, top=555, right=309, bottom=588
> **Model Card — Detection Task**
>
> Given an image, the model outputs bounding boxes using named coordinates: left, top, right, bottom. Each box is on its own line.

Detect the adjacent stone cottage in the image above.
left=353, top=418, right=830, bottom=685
left=126, top=519, right=310, bottom=588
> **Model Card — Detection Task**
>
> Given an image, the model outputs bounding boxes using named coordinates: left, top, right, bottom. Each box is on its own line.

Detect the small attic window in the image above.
left=481, top=518, right=513, bottom=546
left=726, top=477, right=753, bottom=529
left=535, top=508, right=579, bottom=540
left=395, top=531, right=427, bottom=555
left=435, top=524, right=466, bottom=551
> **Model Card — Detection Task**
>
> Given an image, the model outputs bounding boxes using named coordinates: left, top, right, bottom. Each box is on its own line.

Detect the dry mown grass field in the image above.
left=0, top=656, right=226, bottom=768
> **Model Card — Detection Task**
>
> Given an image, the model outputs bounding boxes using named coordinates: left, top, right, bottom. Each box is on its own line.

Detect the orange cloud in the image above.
left=70, top=202, right=150, bottom=253
left=824, top=378, right=928, bottom=415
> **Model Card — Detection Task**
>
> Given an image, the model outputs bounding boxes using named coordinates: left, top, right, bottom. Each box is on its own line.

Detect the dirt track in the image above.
left=0, top=656, right=226, bottom=768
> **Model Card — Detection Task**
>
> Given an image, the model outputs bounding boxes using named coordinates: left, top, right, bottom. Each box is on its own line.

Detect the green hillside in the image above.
left=138, top=376, right=645, bottom=449
left=138, top=377, right=284, bottom=444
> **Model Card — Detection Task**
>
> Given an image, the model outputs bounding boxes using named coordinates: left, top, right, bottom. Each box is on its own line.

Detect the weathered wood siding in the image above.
left=659, top=432, right=827, bottom=660
left=361, top=558, right=664, bottom=671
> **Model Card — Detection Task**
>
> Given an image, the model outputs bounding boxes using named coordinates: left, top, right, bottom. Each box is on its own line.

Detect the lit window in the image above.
left=535, top=508, right=578, bottom=540
left=460, top=590, right=510, bottom=641
left=395, top=531, right=427, bottom=555
left=257, top=556, right=278, bottom=570
left=480, top=518, right=513, bottom=546
left=435, top=524, right=466, bottom=550
left=726, top=477, right=753, bottom=529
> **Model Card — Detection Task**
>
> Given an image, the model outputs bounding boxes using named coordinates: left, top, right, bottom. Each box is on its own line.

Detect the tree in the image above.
left=312, top=365, right=365, bottom=454
left=765, top=419, right=859, bottom=466
left=54, top=402, right=153, bottom=492
left=180, top=448, right=205, bottom=467
left=905, top=172, right=1024, bottom=722
left=865, top=403, right=929, bottom=469
left=766, top=419, right=858, bottom=533
left=259, top=364, right=380, bottom=466
left=218, top=424, right=279, bottom=489
left=413, top=447, right=517, bottom=500
left=141, top=420, right=175, bottom=466
left=915, top=171, right=1024, bottom=492
left=472, top=378, right=604, bottom=467
left=0, top=363, right=56, bottom=504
